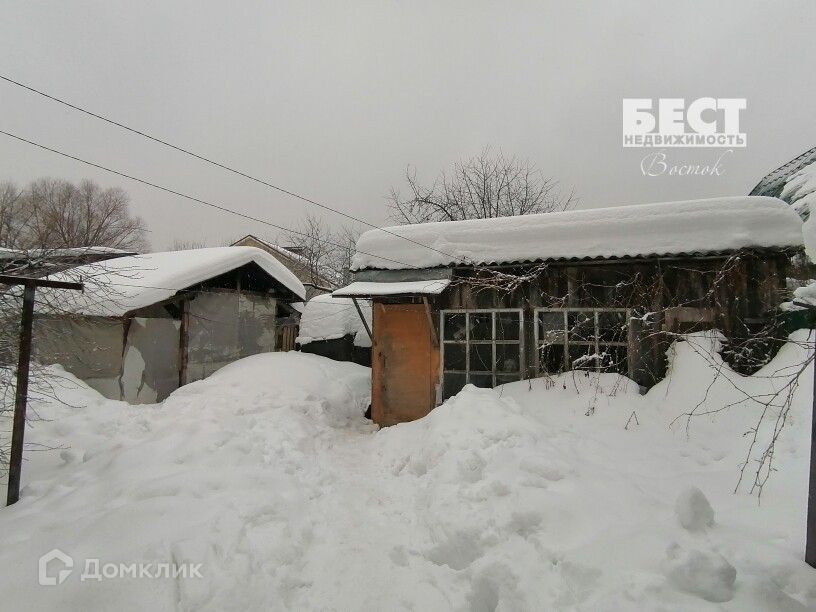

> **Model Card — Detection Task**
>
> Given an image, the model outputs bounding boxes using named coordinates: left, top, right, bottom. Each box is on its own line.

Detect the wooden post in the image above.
left=793, top=301, right=816, bottom=568
left=808, top=339, right=816, bottom=568
left=422, top=297, right=439, bottom=347
left=6, top=283, right=35, bottom=506
left=178, top=300, right=189, bottom=387
left=351, top=298, right=372, bottom=341
left=0, top=275, right=83, bottom=506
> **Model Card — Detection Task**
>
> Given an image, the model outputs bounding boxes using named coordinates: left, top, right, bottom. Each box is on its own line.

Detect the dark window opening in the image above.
left=440, top=310, right=523, bottom=401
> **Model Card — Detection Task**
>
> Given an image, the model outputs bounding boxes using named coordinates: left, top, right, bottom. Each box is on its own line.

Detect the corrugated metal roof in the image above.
left=750, top=147, right=816, bottom=199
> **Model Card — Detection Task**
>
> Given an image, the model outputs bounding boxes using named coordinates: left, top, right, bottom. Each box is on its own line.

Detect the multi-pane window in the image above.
left=534, top=308, right=630, bottom=376
left=440, top=309, right=523, bottom=401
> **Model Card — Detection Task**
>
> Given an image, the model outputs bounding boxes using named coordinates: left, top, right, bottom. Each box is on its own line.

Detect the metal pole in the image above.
left=6, top=282, right=36, bottom=506
left=351, top=298, right=372, bottom=341
left=807, top=328, right=816, bottom=567
left=792, top=303, right=816, bottom=568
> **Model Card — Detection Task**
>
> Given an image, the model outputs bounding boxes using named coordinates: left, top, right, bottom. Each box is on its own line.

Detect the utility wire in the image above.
left=0, top=129, right=415, bottom=270
left=0, top=73, right=462, bottom=263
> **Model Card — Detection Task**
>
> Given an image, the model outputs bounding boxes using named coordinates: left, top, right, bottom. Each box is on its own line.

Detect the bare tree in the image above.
left=19, top=178, right=147, bottom=252
left=285, top=214, right=336, bottom=290
left=324, top=225, right=359, bottom=288
left=388, top=147, right=576, bottom=224
left=0, top=181, right=28, bottom=249
left=284, top=214, right=361, bottom=291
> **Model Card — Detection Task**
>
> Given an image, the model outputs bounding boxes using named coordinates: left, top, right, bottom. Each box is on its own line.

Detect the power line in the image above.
left=0, top=129, right=415, bottom=270
left=0, top=73, right=462, bottom=263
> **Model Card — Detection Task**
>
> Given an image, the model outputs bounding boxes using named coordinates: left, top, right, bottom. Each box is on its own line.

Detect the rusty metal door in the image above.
left=372, top=303, right=438, bottom=426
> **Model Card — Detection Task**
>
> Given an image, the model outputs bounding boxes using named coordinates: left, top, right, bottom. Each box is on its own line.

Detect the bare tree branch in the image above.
left=388, top=147, right=577, bottom=224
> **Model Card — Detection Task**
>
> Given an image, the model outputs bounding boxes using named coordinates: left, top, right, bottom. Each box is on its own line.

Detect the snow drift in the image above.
left=0, top=336, right=815, bottom=610
left=296, top=293, right=372, bottom=348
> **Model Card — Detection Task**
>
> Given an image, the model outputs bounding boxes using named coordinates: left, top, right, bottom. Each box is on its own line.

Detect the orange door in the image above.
left=372, top=303, right=438, bottom=426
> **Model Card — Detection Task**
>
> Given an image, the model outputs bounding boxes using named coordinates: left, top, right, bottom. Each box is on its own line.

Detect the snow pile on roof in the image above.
left=352, top=196, right=803, bottom=270
left=782, top=160, right=816, bottom=222
left=333, top=279, right=450, bottom=297
left=781, top=162, right=816, bottom=305
left=784, top=161, right=816, bottom=265
left=296, top=293, right=372, bottom=347
left=1, top=336, right=814, bottom=609
left=36, top=246, right=305, bottom=316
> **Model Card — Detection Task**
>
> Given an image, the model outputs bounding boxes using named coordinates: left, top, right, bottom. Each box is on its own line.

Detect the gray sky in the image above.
left=1, top=0, right=815, bottom=251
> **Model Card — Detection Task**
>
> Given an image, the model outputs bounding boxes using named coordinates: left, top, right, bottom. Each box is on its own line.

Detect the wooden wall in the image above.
left=436, top=252, right=789, bottom=386
left=368, top=251, right=791, bottom=425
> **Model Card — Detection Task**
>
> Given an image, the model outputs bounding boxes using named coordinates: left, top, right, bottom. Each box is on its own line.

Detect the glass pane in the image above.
left=599, top=345, right=628, bottom=374
left=569, top=344, right=597, bottom=370
left=567, top=311, right=594, bottom=343
left=469, top=373, right=493, bottom=388
left=539, top=344, right=566, bottom=374
left=443, top=372, right=466, bottom=400
left=495, top=343, right=520, bottom=373
left=443, top=343, right=466, bottom=371
left=538, top=311, right=564, bottom=343
left=470, top=312, right=493, bottom=341
left=598, top=311, right=628, bottom=343
left=469, top=343, right=493, bottom=372
left=443, top=313, right=466, bottom=341
left=496, top=374, right=521, bottom=386
left=496, top=311, right=520, bottom=340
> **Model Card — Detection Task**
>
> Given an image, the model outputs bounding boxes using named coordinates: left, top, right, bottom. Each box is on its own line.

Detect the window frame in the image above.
left=533, top=307, right=631, bottom=376
left=439, top=308, right=525, bottom=400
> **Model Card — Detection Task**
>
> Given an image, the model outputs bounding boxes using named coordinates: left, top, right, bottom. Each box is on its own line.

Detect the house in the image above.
left=336, top=196, right=803, bottom=426
left=230, top=235, right=335, bottom=299
left=32, top=246, right=305, bottom=403
left=296, top=293, right=372, bottom=366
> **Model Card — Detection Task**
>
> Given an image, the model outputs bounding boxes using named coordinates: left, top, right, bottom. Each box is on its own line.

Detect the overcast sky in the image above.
left=1, top=1, right=814, bottom=251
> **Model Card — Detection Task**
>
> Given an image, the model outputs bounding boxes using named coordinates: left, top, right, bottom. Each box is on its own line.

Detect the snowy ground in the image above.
left=1, top=337, right=816, bottom=610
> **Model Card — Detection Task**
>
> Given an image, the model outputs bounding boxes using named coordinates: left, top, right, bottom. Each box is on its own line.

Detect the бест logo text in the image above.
left=622, top=98, right=746, bottom=148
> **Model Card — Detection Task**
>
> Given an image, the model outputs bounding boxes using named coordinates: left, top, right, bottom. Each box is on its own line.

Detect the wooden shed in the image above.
left=336, top=196, right=804, bottom=426
left=32, top=246, right=305, bottom=403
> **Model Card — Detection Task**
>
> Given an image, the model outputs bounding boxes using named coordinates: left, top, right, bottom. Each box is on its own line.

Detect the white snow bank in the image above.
left=34, top=246, right=306, bottom=316
left=296, top=293, right=372, bottom=347
left=663, top=544, right=737, bottom=603
left=1, top=334, right=815, bottom=609
left=352, top=196, right=803, bottom=270
left=0, top=353, right=371, bottom=610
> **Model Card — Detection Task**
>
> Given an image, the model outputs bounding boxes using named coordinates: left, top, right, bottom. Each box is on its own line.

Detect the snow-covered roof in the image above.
left=296, top=293, right=372, bottom=347
left=351, top=196, right=803, bottom=271
left=231, top=234, right=336, bottom=289
left=750, top=146, right=816, bottom=200
left=333, top=280, right=451, bottom=297
left=781, top=160, right=816, bottom=221
left=231, top=235, right=310, bottom=266
left=37, top=246, right=306, bottom=316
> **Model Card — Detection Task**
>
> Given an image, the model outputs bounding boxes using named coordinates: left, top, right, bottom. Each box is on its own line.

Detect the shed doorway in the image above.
left=371, top=303, right=438, bottom=425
